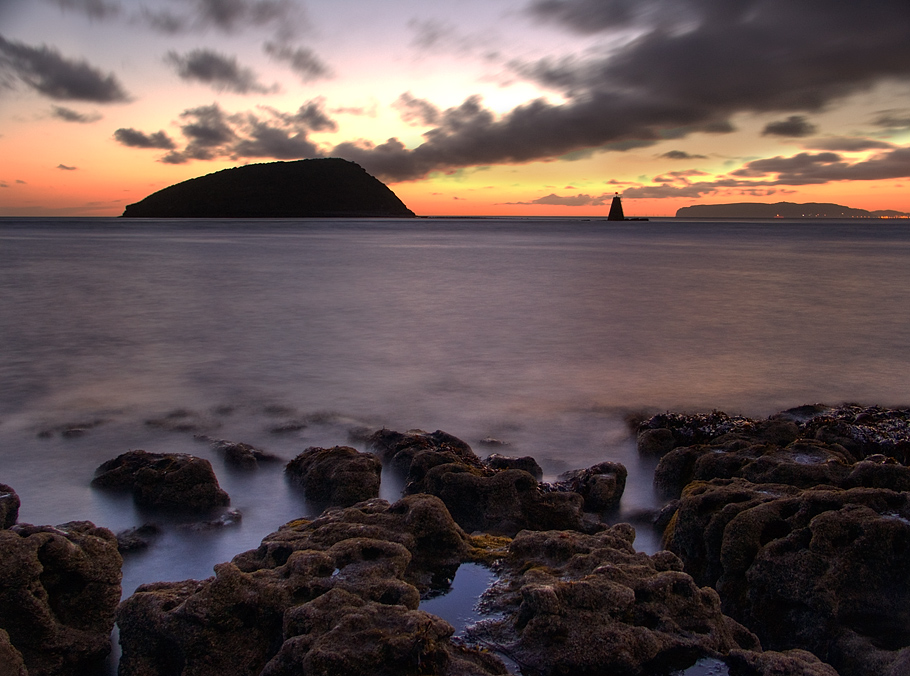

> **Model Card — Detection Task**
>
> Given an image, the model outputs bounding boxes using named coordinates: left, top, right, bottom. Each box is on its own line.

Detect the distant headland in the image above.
left=121, top=158, right=416, bottom=218
left=676, top=201, right=909, bottom=219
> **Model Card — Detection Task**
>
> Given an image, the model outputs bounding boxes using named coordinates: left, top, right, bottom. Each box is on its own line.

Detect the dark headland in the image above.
left=676, top=201, right=909, bottom=219
left=121, top=158, right=416, bottom=218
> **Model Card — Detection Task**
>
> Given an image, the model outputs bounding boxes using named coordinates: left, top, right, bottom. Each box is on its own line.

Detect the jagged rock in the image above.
left=484, top=453, right=543, bottom=480
left=465, top=525, right=759, bottom=676
left=406, top=458, right=592, bottom=536
left=556, top=461, right=628, bottom=511
left=664, top=480, right=910, bottom=676
left=0, top=521, right=121, bottom=675
left=116, top=495, right=506, bottom=676
left=211, top=439, right=281, bottom=469
left=368, top=429, right=481, bottom=473
left=0, top=484, right=19, bottom=529
left=725, top=648, right=842, bottom=675
left=285, top=446, right=382, bottom=508
left=92, top=450, right=230, bottom=510
left=116, top=523, right=161, bottom=553
left=0, top=628, right=27, bottom=676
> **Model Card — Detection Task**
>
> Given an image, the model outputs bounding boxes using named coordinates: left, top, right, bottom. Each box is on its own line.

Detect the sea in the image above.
left=2, top=216, right=909, bottom=672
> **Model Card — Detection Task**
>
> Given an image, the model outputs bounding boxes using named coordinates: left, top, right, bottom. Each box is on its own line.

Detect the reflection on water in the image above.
left=1, top=217, right=909, bottom=672
left=419, top=563, right=498, bottom=635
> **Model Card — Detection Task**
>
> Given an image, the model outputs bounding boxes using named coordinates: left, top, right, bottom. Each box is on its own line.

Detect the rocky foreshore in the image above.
left=1, top=403, right=909, bottom=675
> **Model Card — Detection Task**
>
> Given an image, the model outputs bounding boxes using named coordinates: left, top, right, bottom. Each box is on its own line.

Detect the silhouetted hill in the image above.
left=676, top=201, right=909, bottom=219
left=122, top=158, right=415, bottom=218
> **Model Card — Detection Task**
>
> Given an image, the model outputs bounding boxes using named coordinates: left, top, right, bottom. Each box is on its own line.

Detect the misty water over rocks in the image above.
left=2, top=217, right=909, bottom=672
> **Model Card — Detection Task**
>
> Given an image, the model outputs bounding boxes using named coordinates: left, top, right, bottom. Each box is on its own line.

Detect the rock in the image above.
left=464, top=525, right=759, bottom=676
left=368, top=428, right=481, bottom=474
left=0, top=484, right=19, bottom=529
left=638, top=411, right=756, bottom=450
left=92, top=450, right=230, bottom=510
left=556, top=461, right=628, bottom=511
left=285, top=446, right=382, bottom=508
left=638, top=427, right=678, bottom=456
left=484, top=453, right=543, bottom=480
left=725, top=648, right=842, bottom=675
left=211, top=439, right=281, bottom=469
left=665, top=480, right=910, bottom=676
left=122, top=158, right=416, bottom=218
left=406, top=459, right=591, bottom=536
left=116, top=523, right=161, bottom=553
left=0, top=628, right=27, bottom=676
left=116, top=495, right=506, bottom=676
left=0, top=521, right=121, bottom=675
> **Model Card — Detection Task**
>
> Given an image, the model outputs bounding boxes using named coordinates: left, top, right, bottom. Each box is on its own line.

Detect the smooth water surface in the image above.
left=2, top=216, right=909, bottom=602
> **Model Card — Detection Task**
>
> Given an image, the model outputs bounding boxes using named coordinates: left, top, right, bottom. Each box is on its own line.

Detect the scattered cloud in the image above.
left=43, top=0, right=121, bottom=19
left=56, top=163, right=77, bottom=170
left=51, top=105, right=101, bottom=123
left=393, top=92, right=441, bottom=126
left=0, top=182, right=8, bottom=188
left=141, top=0, right=304, bottom=37
left=165, top=49, right=278, bottom=94
left=761, top=115, right=818, bottom=137
left=804, top=137, right=895, bottom=152
left=114, top=128, right=177, bottom=149
left=660, top=150, right=707, bottom=160
left=0, top=35, right=129, bottom=102
left=263, top=41, right=331, bottom=82
left=148, top=99, right=334, bottom=164
left=873, top=110, right=910, bottom=129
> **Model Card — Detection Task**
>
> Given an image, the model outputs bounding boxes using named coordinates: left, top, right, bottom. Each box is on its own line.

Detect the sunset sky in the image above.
left=1, top=0, right=909, bottom=217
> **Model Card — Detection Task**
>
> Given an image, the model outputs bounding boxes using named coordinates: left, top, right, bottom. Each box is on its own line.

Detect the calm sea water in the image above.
left=2, top=216, right=909, bottom=665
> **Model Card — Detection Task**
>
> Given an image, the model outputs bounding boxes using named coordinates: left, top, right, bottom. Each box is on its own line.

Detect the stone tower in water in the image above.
left=607, top=193, right=625, bottom=221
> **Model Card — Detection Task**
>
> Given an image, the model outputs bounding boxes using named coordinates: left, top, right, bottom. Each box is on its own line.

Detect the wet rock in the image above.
left=0, top=628, right=27, bottom=676
left=145, top=409, right=220, bottom=434
left=665, top=480, right=910, bottom=676
left=211, top=439, right=281, bottom=469
left=285, top=446, right=382, bottom=508
left=116, top=495, right=506, bottom=676
left=406, top=459, right=591, bottom=536
left=368, top=428, right=481, bottom=473
left=638, top=427, right=678, bottom=456
left=0, top=484, right=19, bottom=529
left=116, top=523, right=161, bottom=553
left=0, top=520, right=121, bottom=675
left=556, top=460, right=627, bottom=511
left=725, top=648, right=839, bottom=675
left=91, top=450, right=230, bottom=510
left=178, top=509, right=243, bottom=531
left=465, top=525, right=759, bottom=676
left=638, top=411, right=756, bottom=451
left=484, top=453, right=543, bottom=480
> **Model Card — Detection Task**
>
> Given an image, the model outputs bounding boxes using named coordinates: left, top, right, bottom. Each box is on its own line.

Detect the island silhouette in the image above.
left=122, top=158, right=415, bottom=218
left=676, top=201, right=909, bottom=219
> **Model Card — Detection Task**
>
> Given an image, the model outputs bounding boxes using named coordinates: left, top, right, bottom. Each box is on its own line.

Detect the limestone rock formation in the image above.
left=92, top=450, right=230, bottom=510
left=0, top=520, right=121, bottom=675
left=116, top=495, right=507, bottom=676
left=465, top=525, right=759, bottom=675
left=122, top=158, right=416, bottom=218
left=285, top=446, right=382, bottom=508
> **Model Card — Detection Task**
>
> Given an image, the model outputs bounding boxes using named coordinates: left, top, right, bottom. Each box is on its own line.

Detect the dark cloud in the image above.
left=805, top=137, right=895, bottom=152
left=660, top=150, right=707, bottom=160
left=142, top=99, right=333, bottom=164
left=322, top=2, right=910, bottom=182
left=44, top=0, right=121, bottom=19
left=873, top=110, right=910, bottom=129
left=761, top=115, right=818, bottom=137
left=56, top=164, right=77, bottom=170
left=114, top=128, right=177, bottom=149
left=0, top=182, right=8, bottom=188
left=141, top=0, right=302, bottom=36
left=51, top=105, right=101, bottom=123
left=165, top=49, right=277, bottom=94
left=263, top=41, right=331, bottom=82
left=393, top=92, right=440, bottom=126
left=0, top=35, right=129, bottom=102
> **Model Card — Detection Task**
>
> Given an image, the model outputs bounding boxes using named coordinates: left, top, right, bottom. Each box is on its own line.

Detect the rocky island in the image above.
left=121, top=158, right=416, bottom=218
left=676, top=202, right=909, bottom=219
